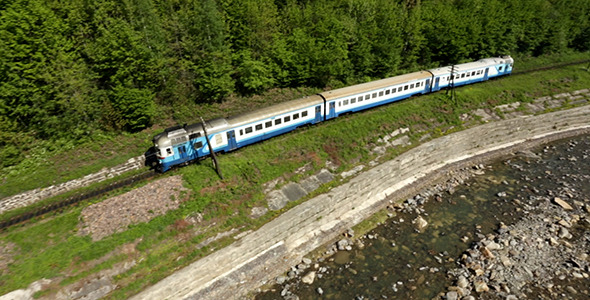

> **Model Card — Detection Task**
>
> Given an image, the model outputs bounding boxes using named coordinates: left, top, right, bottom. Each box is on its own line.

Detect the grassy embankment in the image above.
left=0, top=52, right=589, bottom=298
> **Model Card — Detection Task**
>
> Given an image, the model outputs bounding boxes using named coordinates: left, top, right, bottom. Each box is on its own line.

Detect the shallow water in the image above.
left=256, top=134, right=590, bottom=300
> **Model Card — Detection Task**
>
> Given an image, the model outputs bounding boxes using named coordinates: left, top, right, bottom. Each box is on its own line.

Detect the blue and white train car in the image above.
left=428, top=56, right=514, bottom=92
left=319, top=71, right=433, bottom=118
left=153, top=95, right=325, bottom=172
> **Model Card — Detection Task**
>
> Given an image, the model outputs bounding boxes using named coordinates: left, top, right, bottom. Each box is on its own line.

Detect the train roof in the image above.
left=320, top=71, right=431, bottom=101
left=429, top=56, right=513, bottom=76
left=225, top=95, right=324, bottom=128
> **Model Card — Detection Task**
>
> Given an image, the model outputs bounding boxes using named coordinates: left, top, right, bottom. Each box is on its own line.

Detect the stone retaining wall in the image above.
left=132, top=104, right=590, bottom=300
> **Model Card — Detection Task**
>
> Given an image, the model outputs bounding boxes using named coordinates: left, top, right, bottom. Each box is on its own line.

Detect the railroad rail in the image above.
left=1, top=58, right=588, bottom=231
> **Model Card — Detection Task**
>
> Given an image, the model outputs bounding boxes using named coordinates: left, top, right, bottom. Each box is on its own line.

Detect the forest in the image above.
left=0, top=0, right=589, bottom=168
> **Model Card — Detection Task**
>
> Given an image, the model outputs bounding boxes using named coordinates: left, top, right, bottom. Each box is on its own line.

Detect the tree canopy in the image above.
left=1, top=0, right=589, bottom=167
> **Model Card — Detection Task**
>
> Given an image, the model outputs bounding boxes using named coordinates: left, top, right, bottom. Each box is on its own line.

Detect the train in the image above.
left=153, top=56, right=514, bottom=172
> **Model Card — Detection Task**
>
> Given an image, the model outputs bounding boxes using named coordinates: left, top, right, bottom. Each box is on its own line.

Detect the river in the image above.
left=256, top=134, right=590, bottom=299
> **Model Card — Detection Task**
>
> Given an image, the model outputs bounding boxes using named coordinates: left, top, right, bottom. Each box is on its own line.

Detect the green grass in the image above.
left=0, top=51, right=588, bottom=298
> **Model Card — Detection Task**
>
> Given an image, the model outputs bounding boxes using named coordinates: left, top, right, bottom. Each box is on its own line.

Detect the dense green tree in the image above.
left=1, top=0, right=589, bottom=167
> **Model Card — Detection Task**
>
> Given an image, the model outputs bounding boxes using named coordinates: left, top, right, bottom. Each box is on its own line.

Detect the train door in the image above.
left=433, top=77, right=440, bottom=91
left=226, top=130, right=237, bottom=151
left=177, top=145, right=187, bottom=161
left=327, top=102, right=336, bottom=120
left=484, top=68, right=489, bottom=80
left=425, top=78, right=431, bottom=93
left=314, top=105, right=322, bottom=123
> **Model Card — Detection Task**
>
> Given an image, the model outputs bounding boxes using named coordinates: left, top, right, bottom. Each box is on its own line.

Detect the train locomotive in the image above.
left=153, top=56, right=514, bottom=172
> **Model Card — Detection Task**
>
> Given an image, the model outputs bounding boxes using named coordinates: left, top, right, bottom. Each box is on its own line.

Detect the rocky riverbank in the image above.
left=440, top=141, right=590, bottom=300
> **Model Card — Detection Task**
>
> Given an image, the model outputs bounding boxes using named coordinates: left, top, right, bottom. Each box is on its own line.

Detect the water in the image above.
left=256, top=134, right=590, bottom=300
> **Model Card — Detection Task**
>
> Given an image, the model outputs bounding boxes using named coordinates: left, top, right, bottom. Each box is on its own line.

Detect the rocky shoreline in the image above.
left=440, top=142, right=590, bottom=300
left=256, top=136, right=590, bottom=300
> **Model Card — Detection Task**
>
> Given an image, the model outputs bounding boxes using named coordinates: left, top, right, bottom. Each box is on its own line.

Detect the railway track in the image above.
left=0, top=170, right=158, bottom=230
left=1, top=58, right=588, bottom=231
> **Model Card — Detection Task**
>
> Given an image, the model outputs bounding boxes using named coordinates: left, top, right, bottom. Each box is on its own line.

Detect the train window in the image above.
left=240, top=129, right=243, bottom=136
left=275, top=119, right=282, bottom=125
left=245, top=127, right=253, bottom=134
left=357, top=96, right=362, bottom=102
left=256, top=124, right=263, bottom=131
left=379, top=91, right=384, bottom=97
left=404, top=85, right=408, bottom=90
left=338, top=102, right=341, bottom=107
left=293, top=113, right=299, bottom=119
left=410, top=84, right=414, bottom=89
left=385, top=89, right=390, bottom=95
left=166, top=148, right=172, bottom=155
left=365, top=95, right=370, bottom=100
left=466, top=72, right=470, bottom=77
left=372, top=93, right=377, bottom=98
left=461, top=73, right=465, bottom=78
left=471, top=71, right=475, bottom=76
left=265, top=121, right=272, bottom=128
left=189, top=132, right=201, bottom=140
left=285, top=116, right=291, bottom=122
left=343, top=99, right=349, bottom=105
left=302, top=111, right=308, bottom=117
left=193, top=141, right=203, bottom=149
left=499, top=66, right=503, bottom=71
left=351, top=98, right=356, bottom=104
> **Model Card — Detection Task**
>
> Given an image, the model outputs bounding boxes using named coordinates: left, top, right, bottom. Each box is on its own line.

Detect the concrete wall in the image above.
left=132, top=105, right=590, bottom=300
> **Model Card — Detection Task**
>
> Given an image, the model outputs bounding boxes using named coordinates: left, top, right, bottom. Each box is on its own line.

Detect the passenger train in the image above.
left=153, top=56, right=514, bottom=172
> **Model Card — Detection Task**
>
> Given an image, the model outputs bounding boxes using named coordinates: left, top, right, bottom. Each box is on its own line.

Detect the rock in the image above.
left=558, top=227, right=572, bottom=239
left=480, top=247, right=495, bottom=259
left=553, top=197, right=573, bottom=210
left=316, top=287, right=323, bottom=295
left=413, top=216, right=428, bottom=232
left=506, top=295, right=518, bottom=300
left=474, top=280, right=489, bottom=293
left=445, top=291, right=458, bottom=300
left=483, top=240, right=502, bottom=250
left=301, top=271, right=316, bottom=284
left=337, top=239, right=349, bottom=250
left=302, top=257, right=312, bottom=265
left=456, top=276, right=468, bottom=288
left=276, top=276, right=287, bottom=284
